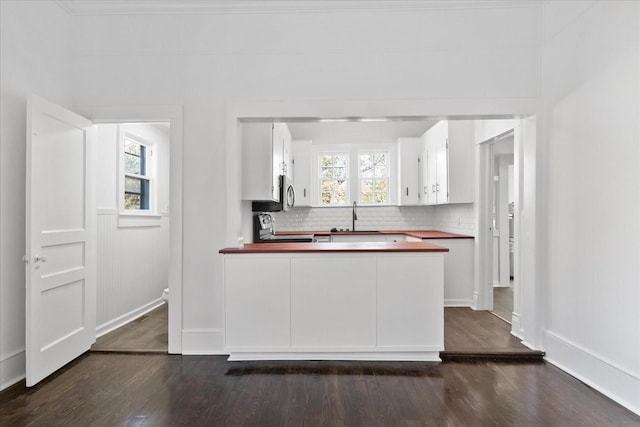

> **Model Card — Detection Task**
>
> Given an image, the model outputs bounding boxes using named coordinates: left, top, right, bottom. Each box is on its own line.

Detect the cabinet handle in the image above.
left=432, top=184, right=436, bottom=193
left=406, top=187, right=409, bottom=196
left=436, top=183, right=440, bottom=192
left=304, top=188, right=306, bottom=197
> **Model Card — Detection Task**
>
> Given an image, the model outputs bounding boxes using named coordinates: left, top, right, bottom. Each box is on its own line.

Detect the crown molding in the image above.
left=55, top=0, right=543, bottom=16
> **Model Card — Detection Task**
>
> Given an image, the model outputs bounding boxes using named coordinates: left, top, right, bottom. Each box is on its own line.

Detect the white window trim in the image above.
left=117, top=125, right=161, bottom=227
left=317, top=150, right=350, bottom=206
left=357, top=149, right=391, bottom=206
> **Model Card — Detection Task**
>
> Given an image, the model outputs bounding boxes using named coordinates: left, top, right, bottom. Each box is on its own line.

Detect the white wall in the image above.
left=542, top=1, right=640, bottom=413
left=272, top=204, right=475, bottom=235
left=94, top=124, right=170, bottom=336
left=68, top=4, right=540, bottom=352
left=0, top=0, right=74, bottom=389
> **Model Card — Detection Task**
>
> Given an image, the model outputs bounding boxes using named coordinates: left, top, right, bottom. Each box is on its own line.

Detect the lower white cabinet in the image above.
left=429, top=238, right=475, bottom=307
left=291, top=257, right=376, bottom=347
left=376, top=256, right=443, bottom=346
left=224, top=257, right=291, bottom=348
left=223, top=252, right=444, bottom=361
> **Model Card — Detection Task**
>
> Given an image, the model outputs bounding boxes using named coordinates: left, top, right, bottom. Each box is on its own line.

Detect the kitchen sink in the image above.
left=330, top=228, right=380, bottom=233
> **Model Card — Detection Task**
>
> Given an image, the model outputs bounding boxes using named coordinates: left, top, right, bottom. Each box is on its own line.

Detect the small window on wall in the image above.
left=123, top=137, right=152, bottom=211
left=319, top=153, right=348, bottom=205
left=359, top=151, right=389, bottom=204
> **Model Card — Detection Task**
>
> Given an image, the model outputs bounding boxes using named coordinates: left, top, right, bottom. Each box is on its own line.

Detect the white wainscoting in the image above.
left=96, top=210, right=169, bottom=334
left=544, top=330, right=640, bottom=416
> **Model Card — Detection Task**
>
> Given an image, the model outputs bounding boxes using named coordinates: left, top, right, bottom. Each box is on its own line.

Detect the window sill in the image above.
left=118, top=211, right=163, bottom=228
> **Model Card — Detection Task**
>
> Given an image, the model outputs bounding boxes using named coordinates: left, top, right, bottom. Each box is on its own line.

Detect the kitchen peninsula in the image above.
left=219, top=241, right=448, bottom=362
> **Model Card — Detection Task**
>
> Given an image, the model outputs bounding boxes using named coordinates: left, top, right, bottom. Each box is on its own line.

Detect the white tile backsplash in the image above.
left=271, top=204, right=475, bottom=236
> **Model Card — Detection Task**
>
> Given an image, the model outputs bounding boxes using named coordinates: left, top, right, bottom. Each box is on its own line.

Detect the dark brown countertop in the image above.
left=219, top=241, right=449, bottom=254
left=275, top=229, right=474, bottom=239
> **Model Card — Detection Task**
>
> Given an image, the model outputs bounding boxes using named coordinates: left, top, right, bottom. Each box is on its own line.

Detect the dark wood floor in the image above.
left=443, top=307, right=543, bottom=360
left=2, top=353, right=639, bottom=426
left=91, top=304, right=168, bottom=353
left=90, top=303, right=539, bottom=359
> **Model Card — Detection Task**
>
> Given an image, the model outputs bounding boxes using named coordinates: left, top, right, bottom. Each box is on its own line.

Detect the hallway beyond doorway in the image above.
left=91, top=304, right=167, bottom=353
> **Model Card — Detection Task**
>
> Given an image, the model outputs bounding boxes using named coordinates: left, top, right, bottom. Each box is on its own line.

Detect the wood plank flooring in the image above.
left=442, top=307, right=544, bottom=360
left=90, top=304, right=539, bottom=359
left=91, top=304, right=169, bottom=354
left=91, top=304, right=168, bottom=353
left=2, top=353, right=639, bottom=426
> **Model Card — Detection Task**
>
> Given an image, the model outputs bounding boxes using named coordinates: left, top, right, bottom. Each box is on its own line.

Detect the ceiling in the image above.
left=56, top=0, right=543, bottom=15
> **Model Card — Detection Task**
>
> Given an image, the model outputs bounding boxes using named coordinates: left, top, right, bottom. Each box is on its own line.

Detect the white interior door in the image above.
left=25, top=95, right=96, bottom=387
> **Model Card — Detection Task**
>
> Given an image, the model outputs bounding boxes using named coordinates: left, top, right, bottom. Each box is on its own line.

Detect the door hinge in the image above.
left=22, top=255, right=30, bottom=264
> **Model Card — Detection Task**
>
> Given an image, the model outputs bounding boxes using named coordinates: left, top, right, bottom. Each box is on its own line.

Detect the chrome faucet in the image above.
left=352, top=201, right=358, bottom=232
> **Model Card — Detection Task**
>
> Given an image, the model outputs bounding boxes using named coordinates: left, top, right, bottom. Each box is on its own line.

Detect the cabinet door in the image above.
left=377, top=255, right=443, bottom=347
left=421, top=121, right=449, bottom=205
left=397, top=138, right=421, bottom=205
left=291, top=257, right=376, bottom=347
left=271, top=124, right=283, bottom=201
left=291, top=140, right=312, bottom=206
left=283, top=135, right=292, bottom=179
left=447, top=120, right=475, bottom=203
left=225, top=257, right=291, bottom=348
left=435, top=130, right=449, bottom=203
left=424, top=136, right=438, bottom=204
left=241, top=122, right=276, bottom=201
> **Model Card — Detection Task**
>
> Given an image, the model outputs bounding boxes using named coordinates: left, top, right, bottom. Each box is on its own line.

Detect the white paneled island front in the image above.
left=219, top=242, right=448, bottom=362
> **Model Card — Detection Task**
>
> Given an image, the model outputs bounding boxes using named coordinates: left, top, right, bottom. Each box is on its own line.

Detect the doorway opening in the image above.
left=90, top=122, right=171, bottom=353
left=489, top=134, right=515, bottom=323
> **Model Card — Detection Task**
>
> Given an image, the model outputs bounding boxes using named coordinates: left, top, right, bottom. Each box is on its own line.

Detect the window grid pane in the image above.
left=320, top=153, right=348, bottom=205
left=124, top=138, right=150, bottom=210
left=359, top=152, right=389, bottom=205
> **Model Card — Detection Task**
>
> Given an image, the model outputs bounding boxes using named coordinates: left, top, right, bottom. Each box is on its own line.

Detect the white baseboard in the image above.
left=445, top=298, right=474, bottom=307
left=182, top=328, right=225, bottom=355
left=510, top=312, right=523, bottom=340
left=96, top=299, right=165, bottom=338
left=0, top=348, right=26, bottom=390
left=543, top=329, right=640, bottom=416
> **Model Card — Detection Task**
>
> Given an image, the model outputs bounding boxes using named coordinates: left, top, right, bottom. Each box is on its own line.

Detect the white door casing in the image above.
left=25, top=95, right=96, bottom=386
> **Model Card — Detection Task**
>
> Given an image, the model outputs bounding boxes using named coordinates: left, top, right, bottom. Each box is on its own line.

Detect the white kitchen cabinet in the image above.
left=291, top=139, right=312, bottom=207
left=397, top=137, right=422, bottom=205
left=222, top=251, right=445, bottom=361
left=447, top=120, right=475, bottom=203
left=377, top=255, right=443, bottom=346
left=282, top=131, right=292, bottom=179
left=422, top=121, right=448, bottom=204
left=224, top=257, right=291, bottom=348
left=429, top=238, right=474, bottom=307
left=291, top=257, right=377, bottom=347
left=421, top=120, right=474, bottom=205
left=242, top=122, right=292, bottom=201
left=241, top=122, right=277, bottom=201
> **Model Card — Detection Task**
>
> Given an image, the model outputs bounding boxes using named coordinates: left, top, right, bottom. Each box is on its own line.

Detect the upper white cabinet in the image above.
left=397, top=137, right=422, bottom=205
left=242, top=122, right=291, bottom=201
left=421, top=120, right=474, bottom=205
left=447, top=120, right=475, bottom=204
left=291, top=139, right=312, bottom=207
left=422, top=121, right=448, bottom=204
